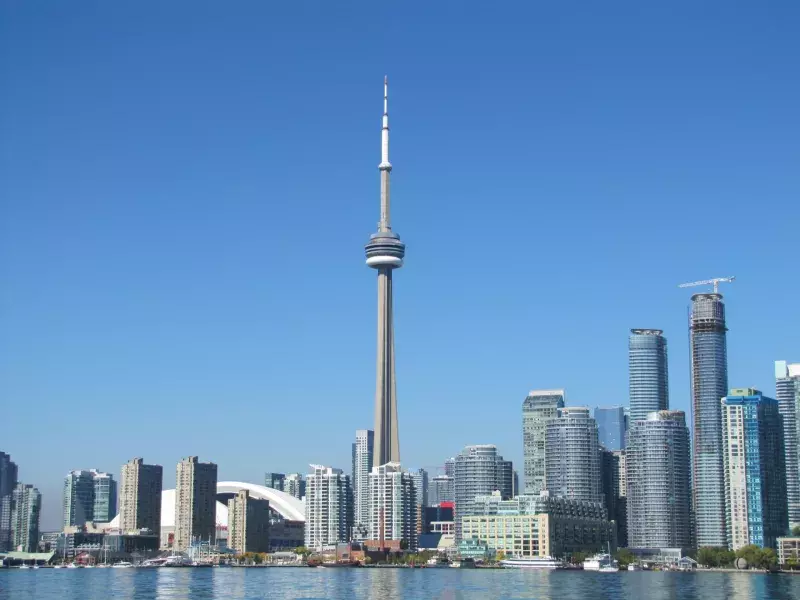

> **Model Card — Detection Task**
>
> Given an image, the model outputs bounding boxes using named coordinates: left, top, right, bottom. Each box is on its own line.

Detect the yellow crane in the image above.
left=678, top=276, right=735, bottom=294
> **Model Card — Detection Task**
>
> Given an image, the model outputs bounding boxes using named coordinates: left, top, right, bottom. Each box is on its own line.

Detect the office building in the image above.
left=264, top=473, right=286, bottom=491
left=119, top=458, right=163, bottom=537
left=776, top=361, right=800, bottom=527
left=522, top=389, right=565, bottom=495
left=408, top=468, right=429, bottom=509
left=689, top=293, right=730, bottom=547
left=545, top=407, right=602, bottom=504
left=627, top=411, right=692, bottom=550
left=612, top=449, right=628, bottom=547
left=0, top=452, right=18, bottom=551
left=629, top=329, right=669, bottom=422
left=352, top=429, right=374, bottom=536
left=284, top=473, right=306, bottom=500
left=429, top=475, right=454, bottom=505
left=174, top=456, right=218, bottom=551
left=228, top=489, right=270, bottom=554
left=365, top=78, right=406, bottom=466
left=63, top=469, right=116, bottom=528
left=595, top=406, right=626, bottom=451
left=368, top=463, right=416, bottom=549
left=461, top=491, right=615, bottom=559
left=722, top=388, right=788, bottom=550
left=454, top=445, right=512, bottom=540
left=10, top=483, right=41, bottom=553
left=305, top=465, right=353, bottom=551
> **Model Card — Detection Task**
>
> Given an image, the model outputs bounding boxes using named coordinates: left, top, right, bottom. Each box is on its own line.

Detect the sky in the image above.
left=1, top=1, right=798, bottom=530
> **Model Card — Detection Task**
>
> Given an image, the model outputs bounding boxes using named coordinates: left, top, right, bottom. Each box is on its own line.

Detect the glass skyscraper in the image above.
left=722, top=388, right=788, bottom=550
left=595, top=406, right=626, bottom=451
left=629, top=329, right=669, bottom=422
left=690, top=293, right=729, bottom=548
left=454, top=445, right=512, bottom=540
left=0, top=452, right=18, bottom=552
left=545, top=407, right=602, bottom=504
left=352, top=429, right=374, bottom=537
left=775, top=361, right=800, bottom=527
left=63, top=469, right=116, bottom=527
left=522, top=390, right=565, bottom=495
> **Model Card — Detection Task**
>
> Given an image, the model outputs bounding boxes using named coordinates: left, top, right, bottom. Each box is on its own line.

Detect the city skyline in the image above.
left=2, top=3, right=799, bottom=532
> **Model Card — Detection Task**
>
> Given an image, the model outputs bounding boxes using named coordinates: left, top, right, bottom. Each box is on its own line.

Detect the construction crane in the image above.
left=678, top=276, right=735, bottom=294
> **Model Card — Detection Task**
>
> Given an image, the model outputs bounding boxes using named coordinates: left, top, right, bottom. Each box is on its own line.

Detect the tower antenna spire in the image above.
left=378, top=76, right=392, bottom=230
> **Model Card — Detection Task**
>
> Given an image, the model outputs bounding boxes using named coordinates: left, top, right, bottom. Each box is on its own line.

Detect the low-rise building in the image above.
left=777, top=537, right=800, bottom=565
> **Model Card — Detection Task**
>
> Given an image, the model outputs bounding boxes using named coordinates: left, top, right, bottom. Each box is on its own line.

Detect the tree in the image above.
left=570, top=552, right=587, bottom=565
left=758, top=548, right=778, bottom=571
left=719, top=549, right=736, bottom=568
left=495, top=550, right=506, bottom=562
left=253, top=553, right=264, bottom=565
left=785, top=556, right=798, bottom=571
left=792, top=525, right=800, bottom=537
left=697, top=547, right=717, bottom=568
left=736, top=545, right=762, bottom=569
left=614, top=548, right=635, bottom=569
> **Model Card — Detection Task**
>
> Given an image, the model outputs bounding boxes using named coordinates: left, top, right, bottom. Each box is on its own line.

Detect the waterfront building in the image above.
left=722, top=388, right=788, bottom=550
left=454, top=445, right=513, bottom=540
left=368, top=463, right=416, bottom=549
left=304, top=465, right=353, bottom=551
left=775, top=361, right=800, bottom=527
left=352, top=429, right=374, bottom=537
left=595, top=406, right=626, bottom=451
left=0, top=452, right=18, bottom=551
left=228, top=489, right=270, bottom=554
left=626, top=411, right=692, bottom=550
left=429, top=475, right=454, bottom=505
left=545, top=407, right=602, bottom=504
left=365, top=78, right=406, bottom=467
left=10, top=483, right=41, bottom=553
left=689, top=293, right=729, bottom=547
left=629, top=329, right=669, bottom=422
left=522, top=390, right=565, bottom=495
left=174, top=456, right=217, bottom=551
left=284, top=474, right=306, bottom=500
left=119, top=458, right=163, bottom=537
left=63, top=469, right=116, bottom=528
left=461, top=491, right=615, bottom=559
left=264, top=473, right=286, bottom=491
left=777, top=537, right=800, bottom=566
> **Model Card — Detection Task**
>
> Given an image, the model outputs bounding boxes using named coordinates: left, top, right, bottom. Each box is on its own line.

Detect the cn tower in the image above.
left=365, top=77, right=405, bottom=466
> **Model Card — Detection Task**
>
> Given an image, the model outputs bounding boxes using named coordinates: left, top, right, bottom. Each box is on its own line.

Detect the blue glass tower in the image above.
left=595, top=406, right=626, bottom=451
left=629, top=329, right=669, bottom=422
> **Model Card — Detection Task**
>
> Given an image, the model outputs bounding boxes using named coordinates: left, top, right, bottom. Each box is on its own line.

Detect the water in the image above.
left=1, top=568, right=800, bottom=600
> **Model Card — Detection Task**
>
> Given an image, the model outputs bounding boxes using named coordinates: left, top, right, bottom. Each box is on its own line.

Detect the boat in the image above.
left=84, top=565, right=95, bottom=569
left=67, top=563, right=80, bottom=569
left=426, top=557, right=450, bottom=568
left=500, top=556, right=564, bottom=569
left=628, top=563, right=642, bottom=571
left=53, top=565, right=63, bottom=569
left=583, top=543, right=619, bottom=572
left=112, top=562, right=134, bottom=569
left=19, top=565, right=30, bottom=569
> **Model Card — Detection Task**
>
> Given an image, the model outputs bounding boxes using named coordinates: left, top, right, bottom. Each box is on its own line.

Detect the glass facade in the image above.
left=629, top=329, right=669, bottom=422
left=595, top=406, right=626, bottom=451
left=522, top=390, right=565, bottom=495
left=545, top=407, right=602, bottom=504
left=775, top=361, right=800, bottom=527
left=0, top=452, right=18, bottom=552
left=454, top=445, right=512, bottom=540
left=690, top=293, right=729, bottom=548
left=352, top=430, right=374, bottom=537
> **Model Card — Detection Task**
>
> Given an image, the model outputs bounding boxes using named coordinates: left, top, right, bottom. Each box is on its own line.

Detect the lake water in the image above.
left=2, top=568, right=800, bottom=599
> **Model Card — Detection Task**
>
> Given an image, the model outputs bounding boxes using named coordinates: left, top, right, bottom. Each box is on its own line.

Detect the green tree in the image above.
left=253, top=553, right=264, bottom=565
left=570, top=552, right=587, bottom=565
left=758, top=548, right=778, bottom=571
left=719, top=549, right=736, bottom=568
left=614, top=548, right=635, bottom=569
left=495, top=550, right=506, bottom=562
left=785, top=556, right=798, bottom=571
left=792, top=525, right=800, bottom=536
left=697, top=547, right=717, bottom=568
left=736, top=545, right=762, bottom=569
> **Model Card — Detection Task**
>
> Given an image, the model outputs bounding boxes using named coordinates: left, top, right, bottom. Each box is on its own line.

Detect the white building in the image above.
left=304, top=465, right=353, bottom=551
left=284, top=474, right=306, bottom=500
left=368, top=463, right=416, bottom=549
left=352, top=429, right=374, bottom=538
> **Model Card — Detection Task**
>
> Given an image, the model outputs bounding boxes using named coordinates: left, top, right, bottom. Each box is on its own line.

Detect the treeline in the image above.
left=697, top=546, right=778, bottom=570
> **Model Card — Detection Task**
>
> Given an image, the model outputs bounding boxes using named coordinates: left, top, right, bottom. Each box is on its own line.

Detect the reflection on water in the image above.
left=1, top=568, right=800, bottom=600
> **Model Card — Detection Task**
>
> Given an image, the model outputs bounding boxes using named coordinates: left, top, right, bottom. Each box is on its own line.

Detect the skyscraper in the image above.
left=629, top=329, right=669, bottom=422
left=626, top=411, right=692, bottom=550
left=174, top=456, right=218, bottom=551
left=11, top=483, right=41, bottom=553
left=264, top=473, right=286, bottom=491
left=408, top=468, right=429, bottom=510
left=228, top=490, right=271, bottom=554
left=545, top=407, right=602, bottom=504
left=305, top=465, right=353, bottom=551
left=352, top=429, right=374, bottom=536
left=119, top=458, right=163, bottom=536
left=722, top=388, right=788, bottom=550
left=429, top=476, right=454, bottom=505
left=284, top=474, right=306, bottom=500
left=775, top=360, right=800, bottom=527
left=453, top=445, right=512, bottom=540
left=368, top=463, right=416, bottom=549
left=595, top=406, right=626, bottom=451
left=365, top=78, right=406, bottom=467
left=522, top=390, right=565, bottom=495
left=0, top=452, right=18, bottom=551
left=63, top=469, right=115, bottom=528
left=689, top=293, right=729, bottom=548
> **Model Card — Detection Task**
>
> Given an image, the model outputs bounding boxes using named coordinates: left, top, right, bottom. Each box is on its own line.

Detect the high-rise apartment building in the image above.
left=626, top=411, right=692, bottom=550
left=352, top=429, right=374, bottom=536
left=0, top=452, right=18, bottom=551
left=775, top=361, right=800, bottom=527
left=284, top=474, right=306, bottom=500
left=612, top=449, right=628, bottom=547
left=11, top=483, right=41, bottom=553
left=408, top=468, right=429, bottom=509
left=264, top=473, right=286, bottom=491
left=722, top=389, right=788, bottom=550
left=174, top=457, right=218, bottom=551
left=522, top=390, right=565, bottom=495
left=453, top=445, right=512, bottom=540
left=305, top=465, right=353, bottom=551
left=228, top=490, right=270, bottom=554
left=595, top=406, right=626, bottom=451
left=429, top=476, right=454, bottom=505
left=63, top=469, right=116, bottom=528
left=690, top=293, right=730, bottom=547
left=119, top=458, right=163, bottom=536
left=545, top=407, right=602, bottom=504
left=368, top=463, right=416, bottom=549
left=444, top=458, right=455, bottom=478
left=629, top=329, right=669, bottom=422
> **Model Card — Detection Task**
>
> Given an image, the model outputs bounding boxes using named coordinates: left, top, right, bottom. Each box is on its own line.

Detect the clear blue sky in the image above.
left=1, top=1, right=798, bottom=530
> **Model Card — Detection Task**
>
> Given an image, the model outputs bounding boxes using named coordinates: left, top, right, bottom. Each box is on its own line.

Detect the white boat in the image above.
left=18, top=565, right=30, bottom=569
left=84, top=565, right=95, bottom=569
left=584, top=542, right=619, bottom=572
left=500, top=556, right=564, bottom=569
left=53, top=565, right=63, bottom=569
left=67, top=563, right=80, bottom=569
left=628, top=563, right=642, bottom=571
left=426, top=557, right=450, bottom=568
left=112, top=562, right=134, bottom=569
